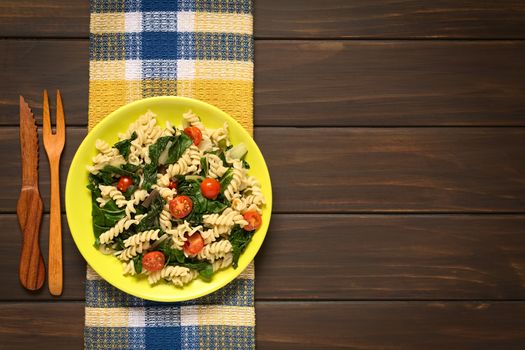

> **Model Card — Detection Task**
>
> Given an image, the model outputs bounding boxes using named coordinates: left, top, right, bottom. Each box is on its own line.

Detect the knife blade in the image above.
left=17, top=96, right=45, bottom=291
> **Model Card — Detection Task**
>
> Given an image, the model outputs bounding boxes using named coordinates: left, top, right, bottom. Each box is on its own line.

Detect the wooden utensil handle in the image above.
left=17, top=196, right=46, bottom=290
left=48, top=160, right=63, bottom=296
left=18, top=190, right=45, bottom=291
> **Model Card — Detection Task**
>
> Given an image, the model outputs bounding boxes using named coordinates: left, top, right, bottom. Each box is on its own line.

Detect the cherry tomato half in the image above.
left=142, top=251, right=165, bottom=272
left=200, top=178, right=221, bottom=199
left=168, top=180, right=177, bottom=190
left=169, top=196, right=193, bottom=219
left=117, top=176, right=133, bottom=192
left=243, top=211, right=262, bottom=231
left=184, top=126, right=202, bottom=146
left=184, top=233, right=205, bottom=255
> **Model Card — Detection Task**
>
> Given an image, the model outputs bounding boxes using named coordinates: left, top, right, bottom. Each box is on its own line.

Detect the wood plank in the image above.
left=2, top=127, right=525, bottom=213
left=257, top=302, right=525, bottom=350
left=256, top=0, right=525, bottom=39
left=2, top=1, right=525, bottom=39
left=255, top=40, right=525, bottom=126
left=0, top=0, right=88, bottom=38
left=1, top=302, right=525, bottom=349
left=2, top=40, right=525, bottom=127
left=2, top=214, right=525, bottom=300
left=256, top=215, right=525, bottom=300
left=0, top=302, right=84, bottom=349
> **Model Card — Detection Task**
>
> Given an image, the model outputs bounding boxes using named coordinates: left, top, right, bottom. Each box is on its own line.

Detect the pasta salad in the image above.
left=86, top=110, right=265, bottom=287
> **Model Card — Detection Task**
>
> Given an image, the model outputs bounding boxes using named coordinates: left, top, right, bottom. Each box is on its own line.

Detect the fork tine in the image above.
left=55, top=89, right=65, bottom=139
left=42, top=89, right=51, bottom=138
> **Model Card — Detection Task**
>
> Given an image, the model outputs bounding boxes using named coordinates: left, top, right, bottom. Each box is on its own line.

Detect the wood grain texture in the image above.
left=1, top=1, right=525, bottom=39
left=257, top=127, right=525, bottom=212
left=2, top=40, right=525, bottom=127
left=255, top=0, right=525, bottom=39
left=255, top=40, right=525, bottom=126
left=0, top=0, right=89, bottom=38
left=2, top=127, right=525, bottom=213
left=42, top=89, right=66, bottom=296
left=2, top=214, right=525, bottom=301
left=257, top=302, right=525, bottom=350
left=1, top=302, right=524, bottom=350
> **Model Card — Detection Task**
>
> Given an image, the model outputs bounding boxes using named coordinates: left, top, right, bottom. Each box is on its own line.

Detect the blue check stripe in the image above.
left=90, top=33, right=252, bottom=61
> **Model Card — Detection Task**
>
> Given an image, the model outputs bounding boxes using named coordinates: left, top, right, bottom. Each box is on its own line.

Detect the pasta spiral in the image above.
left=123, top=229, right=160, bottom=247
left=122, top=260, right=137, bottom=276
left=159, top=204, right=172, bottom=231
left=223, top=161, right=246, bottom=201
left=118, top=241, right=151, bottom=261
left=197, top=240, right=233, bottom=262
left=210, top=122, right=230, bottom=148
left=206, top=154, right=228, bottom=179
left=212, top=253, right=233, bottom=272
left=147, top=265, right=190, bottom=285
left=171, top=269, right=199, bottom=287
left=157, top=145, right=201, bottom=186
left=99, top=185, right=127, bottom=208
left=202, top=208, right=247, bottom=236
left=99, top=215, right=144, bottom=244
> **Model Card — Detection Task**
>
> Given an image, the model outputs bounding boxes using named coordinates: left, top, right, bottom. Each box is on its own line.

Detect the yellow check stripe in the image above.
left=181, top=305, right=255, bottom=326
left=86, top=265, right=103, bottom=281
left=239, top=261, right=255, bottom=279
left=194, top=12, right=252, bottom=34
left=90, top=13, right=126, bottom=33
left=86, top=307, right=131, bottom=327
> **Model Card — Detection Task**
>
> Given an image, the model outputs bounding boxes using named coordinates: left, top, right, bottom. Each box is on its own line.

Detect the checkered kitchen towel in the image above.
left=85, top=1, right=255, bottom=349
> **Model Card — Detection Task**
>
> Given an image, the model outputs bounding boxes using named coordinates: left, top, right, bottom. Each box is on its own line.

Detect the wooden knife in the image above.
left=17, top=96, right=45, bottom=291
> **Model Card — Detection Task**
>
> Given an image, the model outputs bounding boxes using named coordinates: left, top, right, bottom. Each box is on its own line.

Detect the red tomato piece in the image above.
left=184, top=233, right=205, bottom=255
left=243, top=211, right=262, bottom=231
left=142, top=251, right=165, bottom=272
left=117, top=176, right=133, bottom=192
left=168, top=180, right=177, bottom=190
left=169, top=196, right=193, bottom=219
left=184, top=126, right=202, bottom=146
left=200, top=178, right=221, bottom=199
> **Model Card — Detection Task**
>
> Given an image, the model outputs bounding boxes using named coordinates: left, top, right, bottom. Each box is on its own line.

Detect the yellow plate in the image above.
left=65, top=96, right=272, bottom=302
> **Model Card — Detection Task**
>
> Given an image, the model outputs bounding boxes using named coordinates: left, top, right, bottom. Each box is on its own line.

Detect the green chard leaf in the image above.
left=123, top=184, right=137, bottom=199
left=165, top=133, right=193, bottom=165
left=229, top=225, right=255, bottom=268
left=133, top=255, right=143, bottom=274
left=113, top=132, right=137, bottom=160
left=87, top=173, right=126, bottom=237
left=99, top=164, right=140, bottom=184
left=142, top=136, right=175, bottom=190
left=90, top=198, right=126, bottom=237
left=199, top=156, right=208, bottom=177
left=219, top=168, right=233, bottom=195
left=135, top=191, right=165, bottom=232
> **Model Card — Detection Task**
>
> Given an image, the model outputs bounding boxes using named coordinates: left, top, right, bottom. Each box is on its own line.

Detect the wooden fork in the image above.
left=43, top=90, right=65, bottom=296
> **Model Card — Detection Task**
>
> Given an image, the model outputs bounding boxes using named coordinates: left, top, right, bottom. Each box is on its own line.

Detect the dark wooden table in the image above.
left=2, top=1, right=525, bottom=349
